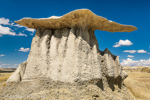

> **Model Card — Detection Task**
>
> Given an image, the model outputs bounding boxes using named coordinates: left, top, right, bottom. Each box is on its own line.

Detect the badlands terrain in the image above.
left=0, top=67, right=150, bottom=100
left=0, top=9, right=146, bottom=100
left=123, top=66, right=150, bottom=100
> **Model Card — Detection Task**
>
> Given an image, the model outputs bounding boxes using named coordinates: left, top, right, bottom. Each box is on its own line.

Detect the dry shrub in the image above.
left=141, top=67, right=150, bottom=73
left=3, top=83, right=6, bottom=86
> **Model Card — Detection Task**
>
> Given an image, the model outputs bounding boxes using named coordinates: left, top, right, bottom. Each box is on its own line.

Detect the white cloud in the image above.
left=148, top=52, right=150, bottom=54
left=0, top=54, right=5, bottom=57
left=2, top=64, right=10, bottom=65
left=113, top=39, right=133, bottom=47
left=123, top=50, right=136, bottom=53
left=108, top=20, right=113, bottom=22
left=26, top=27, right=35, bottom=33
left=18, top=47, right=30, bottom=52
left=14, top=24, right=24, bottom=28
left=17, top=32, right=27, bottom=37
left=0, top=18, right=35, bottom=37
left=10, top=23, right=14, bottom=26
left=137, top=49, right=147, bottom=53
left=0, top=65, right=1, bottom=68
left=0, top=62, right=1, bottom=63
left=0, top=25, right=16, bottom=36
left=30, top=33, right=34, bottom=36
left=0, top=17, right=10, bottom=25
left=121, top=58, right=150, bottom=66
left=127, top=55, right=134, bottom=57
left=13, top=23, right=35, bottom=33
left=7, top=64, right=19, bottom=68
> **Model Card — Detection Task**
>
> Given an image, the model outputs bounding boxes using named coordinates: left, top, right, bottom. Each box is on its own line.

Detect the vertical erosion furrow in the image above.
left=61, top=28, right=76, bottom=82
left=39, top=29, right=52, bottom=76
left=57, top=28, right=70, bottom=81
left=22, top=27, right=124, bottom=83
left=76, top=28, right=83, bottom=81
left=49, top=30, right=60, bottom=81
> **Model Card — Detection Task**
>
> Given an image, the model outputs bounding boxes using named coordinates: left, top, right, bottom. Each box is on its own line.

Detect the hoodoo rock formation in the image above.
left=2, top=9, right=137, bottom=100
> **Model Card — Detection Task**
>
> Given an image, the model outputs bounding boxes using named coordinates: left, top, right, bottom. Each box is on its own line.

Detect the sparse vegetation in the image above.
left=0, top=69, right=14, bottom=89
left=0, top=72, right=13, bottom=95
left=0, top=73, right=13, bottom=83
left=141, top=67, right=150, bottom=73
left=3, top=83, right=6, bottom=86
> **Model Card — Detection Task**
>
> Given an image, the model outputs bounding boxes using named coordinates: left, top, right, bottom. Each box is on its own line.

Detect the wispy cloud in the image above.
left=0, top=25, right=16, bottom=36
left=30, top=33, right=34, bottom=36
left=0, top=54, right=5, bottom=57
left=0, top=17, right=10, bottom=25
left=123, top=49, right=148, bottom=54
left=18, top=47, right=30, bottom=52
left=7, top=64, right=19, bottom=68
left=127, top=55, right=134, bottom=57
left=13, top=23, right=35, bottom=33
left=137, top=49, right=147, bottom=53
left=2, top=64, right=10, bottom=65
left=123, top=50, right=136, bottom=53
left=113, top=39, right=133, bottom=47
left=0, top=17, right=35, bottom=37
left=121, top=58, right=150, bottom=66
left=26, top=27, right=35, bottom=33
left=13, top=24, right=24, bottom=28
left=17, top=32, right=27, bottom=37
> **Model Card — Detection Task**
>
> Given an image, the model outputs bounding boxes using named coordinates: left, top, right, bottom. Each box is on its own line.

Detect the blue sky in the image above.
left=0, top=0, right=150, bottom=68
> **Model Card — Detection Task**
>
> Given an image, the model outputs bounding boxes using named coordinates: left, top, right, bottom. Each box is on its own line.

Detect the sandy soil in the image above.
left=0, top=69, right=14, bottom=89
left=124, top=71, right=150, bottom=100
left=0, top=67, right=150, bottom=100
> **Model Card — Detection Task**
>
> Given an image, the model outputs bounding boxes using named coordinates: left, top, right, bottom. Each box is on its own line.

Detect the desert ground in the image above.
left=0, top=67, right=150, bottom=100
left=0, top=68, right=15, bottom=90
left=123, top=66, right=150, bottom=100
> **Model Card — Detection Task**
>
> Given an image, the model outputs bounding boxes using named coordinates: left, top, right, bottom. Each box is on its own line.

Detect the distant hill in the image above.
left=123, top=66, right=150, bottom=73
left=0, top=68, right=16, bottom=73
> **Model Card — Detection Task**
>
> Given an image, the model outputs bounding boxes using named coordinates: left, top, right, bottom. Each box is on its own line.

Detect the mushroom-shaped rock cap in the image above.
left=15, top=9, right=137, bottom=32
